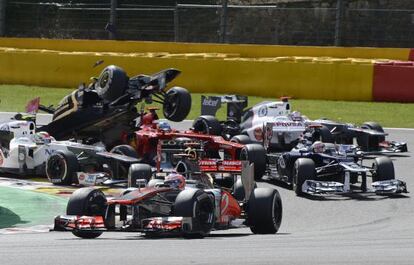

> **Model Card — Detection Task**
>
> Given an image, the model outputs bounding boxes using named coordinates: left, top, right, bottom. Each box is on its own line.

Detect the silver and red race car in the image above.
left=54, top=158, right=283, bottom=238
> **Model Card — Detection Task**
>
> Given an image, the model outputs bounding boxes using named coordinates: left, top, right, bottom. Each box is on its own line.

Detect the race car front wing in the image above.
left=302, top=179, right=408, bottom=195
left=54, top=215, right=195, bottom=235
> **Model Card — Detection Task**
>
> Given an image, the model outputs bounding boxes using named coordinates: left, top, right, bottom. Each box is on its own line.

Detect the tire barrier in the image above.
left=373, top=61, right=414, bottom=102
left=0, top=37, right=411, bottom=60
left=0, top=38, right=413, bottom=102
left=0, top=47, right=374, bottom=101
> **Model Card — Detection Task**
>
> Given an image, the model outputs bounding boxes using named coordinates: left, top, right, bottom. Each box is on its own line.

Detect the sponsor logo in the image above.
left=199, top=160, right=217, bottom=166
left=258, top=106, right=268, bottom=117
left=222, top=160, right=241, bottom=166
left=202, top=98, right=219, bottom=107
left=273, top=122, right=304, bottom=127
left=254, top=127, right=263, bottom=141
left=221, top=193, right=229, bottom=216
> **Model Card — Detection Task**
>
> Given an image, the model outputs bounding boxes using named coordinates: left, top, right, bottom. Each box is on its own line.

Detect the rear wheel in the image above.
left=95, top=65, right=128, bottom=102
left=192, top=115, right=222, bottom=136
left=110, top=145, right=138, bottom=179
left=46, top=150, right=79, bottom=185
left=248, top=188, right=282, bottom=234
left=173, top=189, right=215, bottom=238
left=230, top=134, right=251, bottom=144
left=110, top=145, right=138, bottom=158
left=361, top=121, right=386, bottom=142
left=372, top=157, right=395, bottom=182
left=128, top=163, right=152, bottom=188
left=240, top=144, right=266, bottom=181
left=232, top=178, right=257, bottom=201
left=163, top=87, right=191, bottom=122
left=292, top=158, right=316, bottom=196
left=319, top=125, right=334, bottom=143
left=67, top=187, right=107, bottom=239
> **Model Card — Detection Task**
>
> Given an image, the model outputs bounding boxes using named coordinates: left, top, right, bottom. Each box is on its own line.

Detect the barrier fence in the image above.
left=3, top=1, right=414, bottom=48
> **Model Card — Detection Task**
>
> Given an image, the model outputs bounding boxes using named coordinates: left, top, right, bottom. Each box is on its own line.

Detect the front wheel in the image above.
left=46, top=150, right=79, bottom=185
left=292, top=158, right=316, bottom=196
left=163, top=87, right=191, bottom=122
left=192, top=115, right=222, bottom=136
left=372, top=157, right=395, bottom=182
left=67, top=187, right=107, bottom=239
left=247, top=188, right=282, bottom=234
left=173, top=189, right=215, bottom=238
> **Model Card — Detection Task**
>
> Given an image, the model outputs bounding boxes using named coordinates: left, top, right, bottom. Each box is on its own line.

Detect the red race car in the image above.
left=54, top=159, right=283, bottom=239
left=123, top=107, right=267, bottom=180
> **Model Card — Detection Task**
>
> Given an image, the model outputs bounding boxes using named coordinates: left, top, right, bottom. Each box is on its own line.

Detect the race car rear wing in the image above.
left=200, top=95, right=248, bottom=123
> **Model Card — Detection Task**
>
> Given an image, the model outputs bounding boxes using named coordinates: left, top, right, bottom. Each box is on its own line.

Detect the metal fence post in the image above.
left=0, top=0, right=6, bottom=36
left=219, top=0, right=228, bottom=43
left=334, top=0, right=345, bottom=46
left=174, top=5, right=179, bottom=42
left=109, top=0, right=117, bottom=40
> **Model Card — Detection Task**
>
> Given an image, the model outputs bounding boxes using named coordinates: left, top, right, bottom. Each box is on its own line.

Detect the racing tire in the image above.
left=361, top=121, right=386, bottom=142
left=292, top=158, right=316, bottom=196
left=192, top=115, right=222, bottom=136
left=163, top=87, right=191, bottom=122
left=128, top=163, right=152, bottom=188
left=173, top=189, right=215, bottom=238
left=46, top=150, right=79, bottom=185
left=95, top=65, right=128, bottom=102
left=240, top=144, right=266, bottom=181
left=110, top=144, right=138, bottom=158
left=372, top=157, right=395, bottom=182
left=110, top=144, right=139, bottom=179
left=66, top=187, right=107, bottom=239
left=232, top=178, right=257, bottom=201
left=230, top=134, right=251, bottom=145
left=247, top=188, right=282, bottom=234
left=319, top=125, right=335, bottom=143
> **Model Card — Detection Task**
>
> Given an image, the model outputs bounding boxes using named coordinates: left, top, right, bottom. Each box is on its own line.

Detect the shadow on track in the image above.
left=0, top=206, right=29, bottom=228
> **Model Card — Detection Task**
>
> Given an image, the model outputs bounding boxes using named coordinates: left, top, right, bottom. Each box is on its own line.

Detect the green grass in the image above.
left=1, top=84, right=414, bottom=128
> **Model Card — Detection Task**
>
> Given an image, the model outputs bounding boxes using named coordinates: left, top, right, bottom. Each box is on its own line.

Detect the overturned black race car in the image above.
left=35, top=65, right=191, bottom=149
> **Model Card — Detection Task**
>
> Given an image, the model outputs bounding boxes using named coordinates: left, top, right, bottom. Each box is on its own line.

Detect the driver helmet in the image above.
left=290, top=111, right=302, bottom=121
left=311, top=141, right=325, bottom=153
left=158, top=121, right=172, bottom=132
left=164, top=173, right=186, bottom=189
left=34, top=131, right=52, bottom=144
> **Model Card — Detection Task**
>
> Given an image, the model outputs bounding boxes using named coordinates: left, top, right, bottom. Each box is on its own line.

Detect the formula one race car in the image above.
left=199, top=95, right=308, bottom=151
left=199, top=95, right=408, bottom=153
left=270, top=140, right=407, bottom=196
left=0, top=119, right=139, bottom=186
left=313, top=119, right=407, bottom=153
left=54, top=158, right=283, bottom=239
left=34, top=65, right=191, bottom=149
left=124, top=107, right=267, bottom=180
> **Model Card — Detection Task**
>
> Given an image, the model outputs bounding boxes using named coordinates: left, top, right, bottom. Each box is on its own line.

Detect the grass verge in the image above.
left=1, top=84, right=413, bottom=128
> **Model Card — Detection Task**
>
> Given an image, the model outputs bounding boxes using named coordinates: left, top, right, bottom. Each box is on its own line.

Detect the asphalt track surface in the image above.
left=0, top=128, right=413, bottom=265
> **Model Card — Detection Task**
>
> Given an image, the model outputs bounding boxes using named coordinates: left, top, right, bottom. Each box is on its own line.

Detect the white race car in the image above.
left=198, top=96, right=308, bottom=151
left=0, top=119, right=139, bottom=185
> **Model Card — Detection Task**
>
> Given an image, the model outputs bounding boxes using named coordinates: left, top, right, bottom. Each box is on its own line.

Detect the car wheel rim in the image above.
left=47, top=155, right=67, bottom=180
